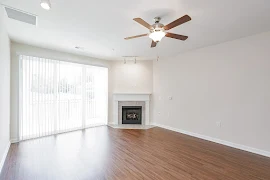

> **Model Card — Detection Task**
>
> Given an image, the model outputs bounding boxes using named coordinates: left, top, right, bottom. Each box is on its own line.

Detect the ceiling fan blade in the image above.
left=164, top=15, right=191, bottom=30
left=133, top=18, right=152, bottom=29
left=151, top=41, right=157, bottom=48
left=124, top=34, right=148, bottom=40
left=165, top=33, right=188, bottom=41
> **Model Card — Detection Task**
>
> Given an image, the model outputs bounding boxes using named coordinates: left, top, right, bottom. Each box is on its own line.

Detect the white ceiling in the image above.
left=1, top=0, right=270, bottom=60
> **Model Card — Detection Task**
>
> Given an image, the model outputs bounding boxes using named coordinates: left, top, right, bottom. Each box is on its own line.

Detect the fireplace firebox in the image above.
left=122, top=106, right=142, bottom=124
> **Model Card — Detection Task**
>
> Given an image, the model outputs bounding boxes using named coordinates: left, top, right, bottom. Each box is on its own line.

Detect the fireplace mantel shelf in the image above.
left=113, top=93, right=151, bottom=102
left=113, top=93, right=152, bottom=95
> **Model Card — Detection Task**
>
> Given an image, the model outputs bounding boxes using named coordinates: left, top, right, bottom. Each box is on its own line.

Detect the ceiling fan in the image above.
left=124, top=15, right=191, bottom=48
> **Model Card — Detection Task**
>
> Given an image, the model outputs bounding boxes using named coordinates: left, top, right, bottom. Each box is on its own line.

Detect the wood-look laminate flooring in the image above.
left=1, top=126, right=270, bottom=180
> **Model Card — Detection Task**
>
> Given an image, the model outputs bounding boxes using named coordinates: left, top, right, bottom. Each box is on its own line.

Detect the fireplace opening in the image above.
left=122, top=106, right=142, bottom=124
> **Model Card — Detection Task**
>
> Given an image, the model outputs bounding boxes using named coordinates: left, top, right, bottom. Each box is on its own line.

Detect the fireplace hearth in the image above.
left=122, top=106, right=142, bottom=124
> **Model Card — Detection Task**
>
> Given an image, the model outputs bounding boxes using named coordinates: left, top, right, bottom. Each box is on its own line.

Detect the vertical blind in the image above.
left=19, top=55, right=108, bottom=140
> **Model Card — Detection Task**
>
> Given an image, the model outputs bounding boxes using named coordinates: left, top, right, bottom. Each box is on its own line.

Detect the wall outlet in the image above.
left=168, top=96, right=173, bottom=100
left=216, top=121, right=221, bottom=128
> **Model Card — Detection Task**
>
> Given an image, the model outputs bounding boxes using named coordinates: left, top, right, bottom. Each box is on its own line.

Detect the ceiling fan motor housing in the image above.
left=150, top=23, right=165, bottom=33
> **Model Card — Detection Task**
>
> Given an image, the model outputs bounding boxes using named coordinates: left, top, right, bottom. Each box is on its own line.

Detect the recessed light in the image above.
left=40, top=0, right=51, bottom=10
left=75, top=46, right=84, bottom=50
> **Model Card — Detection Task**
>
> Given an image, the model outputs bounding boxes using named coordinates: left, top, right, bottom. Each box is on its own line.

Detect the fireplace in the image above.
left=113, top=94, right=150, bottom=125
left=122, top=106, right=142, bottom=124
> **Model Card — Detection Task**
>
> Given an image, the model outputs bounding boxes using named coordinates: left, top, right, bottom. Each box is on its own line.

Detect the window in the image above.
left=19, top=55, right=108, bottom=140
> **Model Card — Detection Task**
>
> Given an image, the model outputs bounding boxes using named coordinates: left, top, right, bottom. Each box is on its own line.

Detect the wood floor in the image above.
left=1, top=126, right=270, bottom=180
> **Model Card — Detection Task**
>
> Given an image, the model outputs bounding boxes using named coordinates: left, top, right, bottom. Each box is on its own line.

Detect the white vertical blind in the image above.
left=57, top=61, right=83, bottom=132
left=19, top=55, right=108, bottom=140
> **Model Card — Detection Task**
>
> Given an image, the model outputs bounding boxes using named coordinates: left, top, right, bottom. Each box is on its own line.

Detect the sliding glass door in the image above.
left=19, top=55, right=108, bottom=140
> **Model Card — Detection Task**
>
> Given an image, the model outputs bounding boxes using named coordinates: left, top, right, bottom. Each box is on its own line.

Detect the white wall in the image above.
left=0, top=7, right=11, bottom=171
left=10, top=42, right=153, bottom=140
left=153, top=31, right=270, bottom=154
left=110, top=60, right=153, bottom=93
left=108, top=60, right=153, bottom=124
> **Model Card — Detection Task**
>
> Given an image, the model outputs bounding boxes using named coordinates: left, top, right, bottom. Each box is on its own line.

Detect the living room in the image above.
left=0, top=0, right=270, bottom=179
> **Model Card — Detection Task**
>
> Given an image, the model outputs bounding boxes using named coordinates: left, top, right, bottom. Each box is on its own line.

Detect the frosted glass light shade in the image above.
left=149, top=31, right=166, bottom=42
left=41, top=0, right=51, bottom=10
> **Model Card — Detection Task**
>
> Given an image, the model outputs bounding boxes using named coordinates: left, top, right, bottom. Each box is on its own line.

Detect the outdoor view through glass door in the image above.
left=20, top=55, right=108, bottom=140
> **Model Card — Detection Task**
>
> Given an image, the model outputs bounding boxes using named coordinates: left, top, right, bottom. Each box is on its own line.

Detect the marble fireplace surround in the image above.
left=112, top=93, right=151, bottom=125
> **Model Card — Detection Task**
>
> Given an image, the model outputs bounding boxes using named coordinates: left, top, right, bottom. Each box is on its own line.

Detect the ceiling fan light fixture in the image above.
left=40, top=0, right=51, bottom=10
left=149, top=30, right=166, bottom=42
left=125, top=15, right=191, bottom=47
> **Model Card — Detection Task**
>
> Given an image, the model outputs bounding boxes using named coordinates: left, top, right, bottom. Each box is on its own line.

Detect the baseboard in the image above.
left=153, top=123, right=270, bottom=158
left=0, top=141, right=11, bottom=174
left=10, top=138, right=19, bottom=143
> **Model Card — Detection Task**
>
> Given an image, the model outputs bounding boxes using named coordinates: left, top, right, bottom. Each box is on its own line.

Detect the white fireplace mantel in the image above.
left=112, top=93, right=151, bottom=125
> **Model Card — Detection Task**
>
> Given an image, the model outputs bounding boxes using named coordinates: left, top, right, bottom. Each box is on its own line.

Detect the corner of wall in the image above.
left=0, top=141, right=10, bottom=174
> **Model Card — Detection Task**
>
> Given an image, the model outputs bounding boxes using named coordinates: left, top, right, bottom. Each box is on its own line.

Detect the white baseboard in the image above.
left=0, top=141, right=11, bottom=174
left=153, top=123, right=270, bottom=158
left=10, top=138, right=19, bottom=143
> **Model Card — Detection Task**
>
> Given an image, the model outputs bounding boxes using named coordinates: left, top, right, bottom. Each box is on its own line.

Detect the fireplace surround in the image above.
left=112, top=93, right=151, bottom=125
